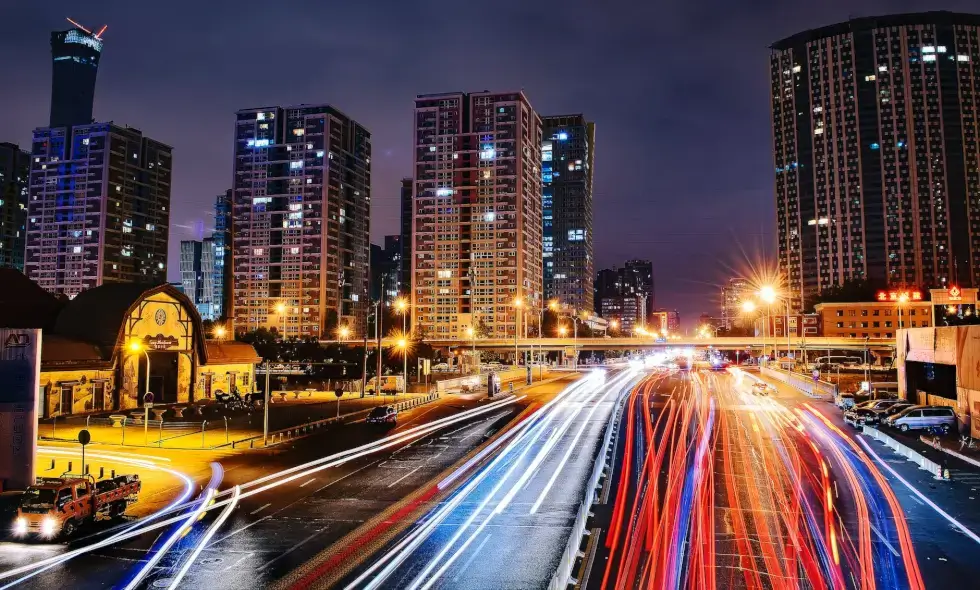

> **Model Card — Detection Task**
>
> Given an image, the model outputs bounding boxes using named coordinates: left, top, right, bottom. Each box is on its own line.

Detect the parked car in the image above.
left=868, top=402, right=915, bottom=425
left=366, top=405, right=397, bottom=425
left=432, top=363, right=450, bottom=372
left=884, top=405, right=956, bottom=433
left=843, top=399, right=901, bottom=426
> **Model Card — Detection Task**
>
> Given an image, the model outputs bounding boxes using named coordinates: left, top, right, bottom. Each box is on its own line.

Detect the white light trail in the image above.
left=167, top=485, right=241, bottom=589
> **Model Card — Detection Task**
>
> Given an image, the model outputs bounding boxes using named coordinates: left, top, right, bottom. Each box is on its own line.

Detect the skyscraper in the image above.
left=25, top=124, right=172, bottom=297
left=180, top=238, right=219, bottom=320
left=231, top=104, right=371, bottom=338
left=412, top=91, right=543, bottom=339
left=49, top=21, right=105, bottom=129
left=370, top=238, right=400, bottom=305
left=771, top=11, right=980, bottom=311
left=213, top=190, right=232, bottom=320
left=541, top=115, right=595, bottom=313
left=399, top=177, right=412, bottom=295
left=720, top=276, right=749, bottom=329
left=0, top=142, right=29, bottom=271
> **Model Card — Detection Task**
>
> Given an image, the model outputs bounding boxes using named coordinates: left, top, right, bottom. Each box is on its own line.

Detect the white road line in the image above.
left=255, top=529, right=323, bottom=572
left=299, top=478, right=316, bottom=488
left=452, top=533, right=492, bottom=582
left=223, top=552, right=255, bottom=571
left=249, top=503, right=272, bottom=515
left=388, top=466, right=424, bottom=488
left=869, top=523, right=900, bottom=557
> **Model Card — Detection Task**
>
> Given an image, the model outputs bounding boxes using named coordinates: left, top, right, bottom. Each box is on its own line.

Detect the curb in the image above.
left=919, top=435, right=980, bottom=470
left=861, top=425, right=943, bottom=478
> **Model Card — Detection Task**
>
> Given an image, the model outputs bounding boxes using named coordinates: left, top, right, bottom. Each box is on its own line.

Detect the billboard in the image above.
left=0, top=329, right=41, bottom=491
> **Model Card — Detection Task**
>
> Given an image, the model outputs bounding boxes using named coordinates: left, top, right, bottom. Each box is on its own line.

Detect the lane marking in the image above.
left=256, top=529, right=324, bottom=572
left=452, top=533, right=492, bottom=582
left=388, top=466, right=424, bottom=488
left=299, top=478, right=316, bottom=488
left=869, top=523, right=900, bottom=557
left=250, top=503, right=272, bottom=515
left=223, top=552, right=256, bottom=571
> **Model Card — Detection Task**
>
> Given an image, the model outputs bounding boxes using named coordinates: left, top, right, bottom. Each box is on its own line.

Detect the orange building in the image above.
left=815, top=300, right=931, bottom=339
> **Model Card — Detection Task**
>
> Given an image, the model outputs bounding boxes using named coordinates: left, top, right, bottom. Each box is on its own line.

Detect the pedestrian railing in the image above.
left=761, top=366, right=837, bottom=398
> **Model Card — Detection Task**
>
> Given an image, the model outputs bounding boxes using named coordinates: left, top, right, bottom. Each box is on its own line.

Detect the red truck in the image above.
left=13, top=474, right=141, bottom=539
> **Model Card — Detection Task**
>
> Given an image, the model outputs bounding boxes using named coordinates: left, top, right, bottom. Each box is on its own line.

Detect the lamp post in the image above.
left=128, top=340, right=151, bottom=443
left=467, top=326, right=478, bottom=375
left=514, top=297, right=524, bottom=366
left=395, top=298, right=408, bottom=394
left=396, top=338, right=407, bottom=396
left=275, top=301, right=287, bottom=339
left=742, top=300, right=759, bottom=362
left=337, top=325, right=350, bottom=342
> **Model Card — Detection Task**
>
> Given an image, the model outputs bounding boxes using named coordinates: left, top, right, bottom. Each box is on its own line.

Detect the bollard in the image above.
left=224, top=416, right=229, bottom=443
left=84, top=463, right=89, bottom=475
left=48, top=459, right=55, bottom=471
left=111, top=469, right=116, bottom=478
left=67, top=461, right=73, bottom=472
left=121, top=419, right=126, bottom=446
left=98, top=466, right=104, bottom=479
left=250, top=439, right=254, bottom=449
left=86, top=415, right=91, bottom=428
left=202, top=420, right=209, bottom=448
left=159, top=420, right=164, bottom=448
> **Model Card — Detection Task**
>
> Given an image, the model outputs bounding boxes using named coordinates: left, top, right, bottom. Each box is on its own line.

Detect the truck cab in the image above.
left=14, top=474, right=140, bottom=539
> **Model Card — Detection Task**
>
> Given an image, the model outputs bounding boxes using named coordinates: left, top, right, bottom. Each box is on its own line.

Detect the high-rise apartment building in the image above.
left=720, top=276, right=749, bottom=329
left=25, top=123, right=172, bottom=297
left=49, top=22, right=105, bottom=129
left=231, top=104, right=371, bottom=338
left=541, top=115, right=595, bottom=312
left=213, top=190, right=231, bottom=320
left=0, top=143, right=29, bottom=271
left=595, top=260, right=655, bottom=329
left=399, top=177, right=412, bottom=295
left=180, top=238, right=219, bottom=320
left=771, top=11, right=980, bottom=311
left=412, top=91, right=543, bottom=339
left=370, top=238, right=401, bottom=305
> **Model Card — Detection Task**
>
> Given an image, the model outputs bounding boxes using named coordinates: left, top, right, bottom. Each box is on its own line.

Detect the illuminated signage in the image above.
left=876, top=290, right=922, bottom=302
left=144, top=335, right=179, bottom=351
left=948, top=286, right=962, bottom=301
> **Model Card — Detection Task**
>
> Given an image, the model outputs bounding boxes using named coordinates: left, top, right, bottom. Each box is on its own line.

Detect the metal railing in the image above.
left=761, top=366, right=837, bottom=398
left=548, top=380, right=628, bottom=589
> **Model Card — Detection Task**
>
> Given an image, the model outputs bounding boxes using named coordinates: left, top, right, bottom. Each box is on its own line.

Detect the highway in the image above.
left=330, top=368, right=642, bottom=589
left=0, top=378, right=578, bottom=589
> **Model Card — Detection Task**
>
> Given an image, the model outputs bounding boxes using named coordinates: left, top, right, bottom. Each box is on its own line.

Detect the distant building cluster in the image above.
left=593, top=260, right=655, bottom=333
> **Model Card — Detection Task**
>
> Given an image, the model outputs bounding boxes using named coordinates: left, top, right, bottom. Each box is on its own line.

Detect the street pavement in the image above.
left=332, top=368, right=642, bottom=590
left=0, top=375, right=579, bottom=590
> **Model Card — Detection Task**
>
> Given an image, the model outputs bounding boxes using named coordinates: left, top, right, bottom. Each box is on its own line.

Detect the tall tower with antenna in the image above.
left=49, top=18, right=107, bottom=128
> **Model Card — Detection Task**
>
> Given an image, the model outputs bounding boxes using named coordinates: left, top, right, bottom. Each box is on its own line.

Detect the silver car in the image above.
left=886, top=405, right=956, bottom=433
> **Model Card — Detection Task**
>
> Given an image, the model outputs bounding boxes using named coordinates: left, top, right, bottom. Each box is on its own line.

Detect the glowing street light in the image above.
left=213, top=326, right=227, bottom=340
left=758, top=285, right=777, bottom=304
left=558, top=326, right=568, bottom=337
left=337, top=326, right=351, bottom=341
left=128, top=339, right=151, bottom=442
left=275, top=302, right=287, bottom=314
left=742, top=300, right=757, bottom=313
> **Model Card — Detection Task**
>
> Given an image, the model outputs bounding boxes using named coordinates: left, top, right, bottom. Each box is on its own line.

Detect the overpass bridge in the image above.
left=333, top=336, right=894, bottom=354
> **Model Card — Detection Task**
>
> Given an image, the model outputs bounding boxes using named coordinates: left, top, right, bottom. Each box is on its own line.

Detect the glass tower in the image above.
left=50, top=24, right=104, bottom=129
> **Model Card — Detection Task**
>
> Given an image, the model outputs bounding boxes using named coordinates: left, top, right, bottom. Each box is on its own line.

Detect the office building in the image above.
left=721, top=276, right=749, bottom=329
left=601, top=296, right=642, bottom=334
left=412, top=91, right=543, bottom=339
left=25, top=123, right=172, bottom=298
left=772, top=11, right=980, bottom=312
left=595, top=260, right=655, bottom=328
left=399, top=177, right=412, bottom=295
left=213, top=190, right=231, bottom=320
left=231, top=104, right=371, bottom=338
left=370, top=239, right=401, bottom=305
left=541, top=114, right=595, bottom=313
left=652, top=309, right=680, bottom=333
left=49, top=22, right=105, bottom=129
left=180, top=237, right=220, bottom=320
left=0, top=143, right=29, bottom=271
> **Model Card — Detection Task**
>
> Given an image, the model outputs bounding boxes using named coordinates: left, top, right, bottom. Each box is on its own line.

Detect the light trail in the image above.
left=122, top=488, right=215, bottom=590
left=0, top=392, right=528, bottom=583
left=166, top=485, right=241, bottom=589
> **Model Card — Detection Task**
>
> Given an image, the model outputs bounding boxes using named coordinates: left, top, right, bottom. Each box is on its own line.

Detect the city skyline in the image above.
left=2, top=2, right=979, bottom=327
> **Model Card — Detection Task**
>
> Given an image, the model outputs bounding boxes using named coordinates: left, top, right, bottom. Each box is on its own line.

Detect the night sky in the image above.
left=1, top=1, right=976, bottom=330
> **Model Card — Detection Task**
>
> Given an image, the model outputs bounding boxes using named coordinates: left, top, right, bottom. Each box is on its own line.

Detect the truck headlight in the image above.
left=13, top=517, right=27, bottom=536
left=40, top=516, right=58, bottom=538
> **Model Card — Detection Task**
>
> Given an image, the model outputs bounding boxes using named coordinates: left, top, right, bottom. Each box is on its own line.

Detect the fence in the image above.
left=863, top=425, right=943, bottom=477
left=761, top=366, right=837, bottom=398
left=43, top=413, right=242, bottom=448
left=222, top=393, right=442, bottom=449
left=547, top=380, right=627, bottom=589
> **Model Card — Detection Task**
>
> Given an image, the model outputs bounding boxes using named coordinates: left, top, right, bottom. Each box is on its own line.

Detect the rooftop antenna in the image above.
left=95, top=25, right=108, bottom=39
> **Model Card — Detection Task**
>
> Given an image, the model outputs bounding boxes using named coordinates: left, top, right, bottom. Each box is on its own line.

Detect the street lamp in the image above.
left=467, top=326, right=479, bottom=375
left=514, top=296, right=524, bottom=365
left=213, top=326, right=227, bottom=340
left=897, top=292, right=910, bottom=329
left=275, top=301, right=287, bottom=338
left=337, top=325, right=351, bottom=342
left=395, top=298, right=408, bottom=394
left=558, top=326, right=568, bottom=337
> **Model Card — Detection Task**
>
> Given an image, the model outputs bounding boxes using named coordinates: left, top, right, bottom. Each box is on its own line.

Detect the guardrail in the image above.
left=761, top=366, right=837, bottom=398
left=862, top=425, right=942, bottom=478
left=548, top=378, right=628, bottom=589
left=221, top=393, right=442, bottom=449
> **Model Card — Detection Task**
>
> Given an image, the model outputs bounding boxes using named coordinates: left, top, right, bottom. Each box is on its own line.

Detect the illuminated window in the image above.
left=290, top=161, right=303, bottom=170
left=72, top=246, right=81, bottom=253
left=923, top=54, right=936, bottom=62
left=292, top=129, right=305, bottom=137
left=253, top=248, right=264, bottom=255
left=923, top=46, right=936, bottom=53
left=959, top=55, right=971, bottom=62
left=557, top=132, right=569, bottom=141
left=567, top=229, right=585, bottom=241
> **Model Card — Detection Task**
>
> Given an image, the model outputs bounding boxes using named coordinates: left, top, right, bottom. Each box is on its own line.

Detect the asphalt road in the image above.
left=334, top=368, right=643, bottom=590
left=0, top=378, right=578, bottom=590
left=585, top=368, right=979, bottom=589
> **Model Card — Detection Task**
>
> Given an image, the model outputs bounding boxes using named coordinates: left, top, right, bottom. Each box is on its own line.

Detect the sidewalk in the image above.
left=39, top=393, right=422, bottom=449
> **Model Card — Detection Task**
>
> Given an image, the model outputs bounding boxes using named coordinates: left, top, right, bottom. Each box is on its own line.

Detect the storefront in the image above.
left=13, top=281, right=261, bottom=418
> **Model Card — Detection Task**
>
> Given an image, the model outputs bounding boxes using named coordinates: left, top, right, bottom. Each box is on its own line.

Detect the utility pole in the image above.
left=376, top=298, right=383, bottom=402
left=263, top=362, right=270, bottom=443
left=360, top=306, right=369, bottom=398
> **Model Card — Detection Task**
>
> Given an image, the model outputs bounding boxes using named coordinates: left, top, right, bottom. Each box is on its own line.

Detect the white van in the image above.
left=885, top=405, right=956, bottom=433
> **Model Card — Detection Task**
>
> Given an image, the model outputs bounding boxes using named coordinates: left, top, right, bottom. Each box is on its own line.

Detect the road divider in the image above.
left=861, top=425, right=942, bottom=478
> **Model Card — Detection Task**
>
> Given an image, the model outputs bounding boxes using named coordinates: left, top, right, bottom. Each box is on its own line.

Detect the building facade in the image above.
left=0, top=143, right=29, bottom=271
left=231, top=104, right=371, bottom=338
left=370, top=239, right=400, bottom=305
left=595, top=260, right=655, bottom=328
left=720, top=277, right=749, bottom=329
left=601, top=296, right=642, bottom=334
left=213, top=190, right=231, bottom=320
left=49, top=23, right=104, bottom=129
left=399, top=177, right=412, bottom=295
left=25, top=123, right=172, bottom=298
left=411, top=91, right=543, bottom=339
left=772, top=12, right=980, bottom=312
left=541, top=115, right=595, bottom=313
left=815, top=300, right=931, bottom=338
left=180, top=238, right=219, bottom=320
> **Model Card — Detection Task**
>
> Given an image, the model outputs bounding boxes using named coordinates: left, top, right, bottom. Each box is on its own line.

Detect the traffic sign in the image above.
left=78, top=429, right=91, bottom=446
left=143, top=392, right=154, bottom=405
